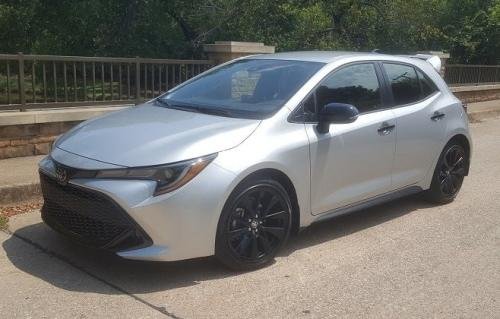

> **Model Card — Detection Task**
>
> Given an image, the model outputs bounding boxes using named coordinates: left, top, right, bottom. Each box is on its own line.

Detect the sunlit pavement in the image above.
left=1, top=117, right=499, bottom=318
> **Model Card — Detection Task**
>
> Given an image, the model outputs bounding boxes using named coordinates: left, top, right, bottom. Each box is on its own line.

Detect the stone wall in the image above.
left=0, top=121, right=80, bottom=159
left=451, top=86, right=500, bottom=104
left=0, top=106, right=126, bottom=160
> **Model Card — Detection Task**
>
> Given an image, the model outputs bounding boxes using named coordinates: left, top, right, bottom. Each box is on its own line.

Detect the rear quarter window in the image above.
left=416, top=69, right=439, bottom=98
left=383, top=63, right=421, bottom=105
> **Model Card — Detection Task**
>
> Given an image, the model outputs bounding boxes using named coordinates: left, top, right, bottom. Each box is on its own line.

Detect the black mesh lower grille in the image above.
left=39, top=171, right=152, bottom=251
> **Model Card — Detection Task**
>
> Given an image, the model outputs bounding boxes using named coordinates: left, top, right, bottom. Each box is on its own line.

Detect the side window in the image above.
left=416, top=69, right=438, bottom=98
left=303, top=93, right=316, bottom=115
left=315, top=63, right=382, bottom=114
left=384, top=63, right=421, bottom=105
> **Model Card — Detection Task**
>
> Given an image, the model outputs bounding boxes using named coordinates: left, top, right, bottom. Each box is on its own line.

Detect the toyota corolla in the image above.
left=39, top=51, right=471, bottom=270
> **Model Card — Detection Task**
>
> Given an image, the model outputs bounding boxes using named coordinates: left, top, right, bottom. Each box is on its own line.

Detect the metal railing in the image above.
left=0, top=53, right=213, bottom=111
left=445, top=64, right=500, bottom=86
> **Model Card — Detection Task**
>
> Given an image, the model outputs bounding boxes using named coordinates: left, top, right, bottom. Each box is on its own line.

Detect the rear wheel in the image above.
left=425, top=142, right=467, bottom=204
left=215, top=178, right=292, bottom=270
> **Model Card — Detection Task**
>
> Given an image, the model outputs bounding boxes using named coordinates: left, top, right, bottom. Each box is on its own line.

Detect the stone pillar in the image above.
left=203, top=41, right=275, bottom=65
left=417, top=51, right=450, bottom=77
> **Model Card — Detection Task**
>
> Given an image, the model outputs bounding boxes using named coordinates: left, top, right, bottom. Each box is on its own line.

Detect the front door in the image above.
left=303, top=63, right=396, bottom=215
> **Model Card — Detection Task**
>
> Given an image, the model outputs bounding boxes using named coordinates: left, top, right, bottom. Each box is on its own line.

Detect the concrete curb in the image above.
left=0, top=183, right=41, bottom=205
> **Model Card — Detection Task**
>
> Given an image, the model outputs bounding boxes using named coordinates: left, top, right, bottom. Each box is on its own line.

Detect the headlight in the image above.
left=95, top=154, right=216, bottom=196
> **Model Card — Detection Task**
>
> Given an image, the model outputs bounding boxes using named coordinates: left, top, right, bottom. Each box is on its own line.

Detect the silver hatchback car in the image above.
left=39, top=51, right=471, bottom=270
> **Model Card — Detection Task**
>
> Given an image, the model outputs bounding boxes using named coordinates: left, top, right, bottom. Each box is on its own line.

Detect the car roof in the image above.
left=248, top=50, right=425, bottom=65
left=248, top=51, right=385, bottom=63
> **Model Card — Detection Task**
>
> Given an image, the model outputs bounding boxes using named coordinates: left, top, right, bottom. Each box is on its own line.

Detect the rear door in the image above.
left=381, top=63, right=446, bottom=189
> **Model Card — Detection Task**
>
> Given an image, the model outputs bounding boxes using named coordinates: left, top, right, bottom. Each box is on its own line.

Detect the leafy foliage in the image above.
left=0, top=0, right=498, bottom=63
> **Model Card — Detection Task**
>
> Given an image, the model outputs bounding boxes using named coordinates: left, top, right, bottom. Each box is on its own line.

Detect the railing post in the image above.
left=135, top=57, right=141, bottom=104
left=18, top=52, right=26, bottom=111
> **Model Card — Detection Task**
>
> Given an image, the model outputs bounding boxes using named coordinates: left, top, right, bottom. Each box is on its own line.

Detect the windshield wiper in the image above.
left=192, top=107, right=233, bottom=117
left=155, top=99, right=233, bottom=117
left=154, top=98, right=170, bottom=107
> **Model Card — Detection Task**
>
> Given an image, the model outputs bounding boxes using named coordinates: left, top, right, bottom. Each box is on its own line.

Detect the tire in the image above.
left=425, top=142, right=467, bottom=204
left=215, top=177, right=292, bottom=271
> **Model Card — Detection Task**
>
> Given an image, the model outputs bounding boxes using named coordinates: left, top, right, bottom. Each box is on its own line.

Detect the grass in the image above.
left=0, top=214, right=8, bottom=231
left=0, top=72, right=171, bottom=104
left=0, top=78, right=137, bottom=104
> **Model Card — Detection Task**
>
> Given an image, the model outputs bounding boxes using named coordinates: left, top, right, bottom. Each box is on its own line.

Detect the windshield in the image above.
left=159, top=59, right=324, bottom=119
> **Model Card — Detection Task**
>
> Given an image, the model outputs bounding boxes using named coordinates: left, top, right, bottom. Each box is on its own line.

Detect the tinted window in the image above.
left=417, top=69, right=438, bottom=98
left=303, top=93, right=316, bottom=115
left=162, top=59, right=324, bottom=119
left=315, top=63, right=382, bottom=113
left=384, top=63, right=421, bottom=105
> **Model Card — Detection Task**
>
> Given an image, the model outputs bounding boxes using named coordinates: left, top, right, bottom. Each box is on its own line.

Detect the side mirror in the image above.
left=317, top=103, right=359, bottom=133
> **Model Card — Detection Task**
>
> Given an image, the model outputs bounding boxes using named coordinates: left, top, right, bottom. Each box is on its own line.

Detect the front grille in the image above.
left=39, top=171, right=152, bottom=252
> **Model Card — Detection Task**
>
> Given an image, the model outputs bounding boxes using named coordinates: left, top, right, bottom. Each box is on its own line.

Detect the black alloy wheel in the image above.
left=439, top=145, right=466, bottom=196
left=215, top=179, right=292, bottom=270
left=426, top=143, right=467, bottom=204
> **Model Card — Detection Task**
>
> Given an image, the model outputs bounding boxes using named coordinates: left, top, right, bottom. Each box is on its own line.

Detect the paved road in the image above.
left=1, top=117, right=500, bottom=318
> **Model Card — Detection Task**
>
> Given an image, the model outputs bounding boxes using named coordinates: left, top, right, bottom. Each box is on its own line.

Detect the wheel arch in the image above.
left=234, top=168, right=301, bottom=235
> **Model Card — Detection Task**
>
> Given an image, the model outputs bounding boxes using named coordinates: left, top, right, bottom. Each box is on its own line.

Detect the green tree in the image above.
left=0, top=0, right=497, bottom=64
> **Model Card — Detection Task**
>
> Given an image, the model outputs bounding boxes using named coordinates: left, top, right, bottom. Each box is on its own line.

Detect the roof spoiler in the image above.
left=407, top=54, right=442, bottom=73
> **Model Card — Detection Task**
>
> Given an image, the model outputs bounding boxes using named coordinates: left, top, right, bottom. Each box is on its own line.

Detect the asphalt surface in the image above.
left=1, top=117, right=499, bottom=318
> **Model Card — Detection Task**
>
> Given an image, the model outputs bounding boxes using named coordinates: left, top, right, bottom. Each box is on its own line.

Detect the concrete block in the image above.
left=0, top=106, right=126, bottom=127
left=60, top=121, right=79, bottom=132
left=39, top=122, right=64, bottom=136
left=0, top=112, right=35, bottom=126
left=0, top=124, right=39, bottom=139
left=34, top=142, right=51, bottom=155
left=0, top=140, right=10, bottom=148
left=10, top=138, right=30, bottom=146
left=31, top=135, right=58, bottom=144
left=0, top=145, right=35, bottom=159
left=0, top=183, right=41, bottom=205
left=204, top=41, right=275, bottom=65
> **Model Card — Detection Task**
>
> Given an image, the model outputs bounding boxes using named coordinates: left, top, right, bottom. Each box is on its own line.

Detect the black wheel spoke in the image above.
left=262, top=226, right=285, bottom=240
left=452, top=156, right=464, bottom=169
left=450, top=175, right=460, bottom=190
left=440, top=176, right=450, bottom=193
left=236, top=234, right=252, bottom=255
left=242, top=196, right=256, bottom=215
left=263, top=210, right=287, bottom=221
left=250, top=236, right=259, bottom=258
left=443, top=155, right=452, bottom=169
left=229, top=228, right=248, bottom=240
left=258, top=234, right=273, bottom=254
left=264, top=195, right=279, bottom=215
left=452, top=167, right=466, bottom=176
left=232, top=216, right=249, bottom=228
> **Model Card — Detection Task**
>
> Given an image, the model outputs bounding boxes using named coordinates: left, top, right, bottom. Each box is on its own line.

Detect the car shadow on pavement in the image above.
left=282, top=194, right=435, bottom=256
left=2, top=194, right=434, bottom=295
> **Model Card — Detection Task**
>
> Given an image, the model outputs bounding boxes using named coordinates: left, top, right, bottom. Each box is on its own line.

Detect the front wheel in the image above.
left=425, top=142, right=467, bottom=204
left=215, top=178, right=292, bottom=270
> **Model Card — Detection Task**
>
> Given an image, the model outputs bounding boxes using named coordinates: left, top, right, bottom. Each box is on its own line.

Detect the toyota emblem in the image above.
left=55, top=166, right=68, bottom=185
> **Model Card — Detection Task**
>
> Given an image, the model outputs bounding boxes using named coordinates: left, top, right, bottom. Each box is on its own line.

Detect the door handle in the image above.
left=377, top=122, right=395, bottom=135
left=431, top=111, right=445, bottom=121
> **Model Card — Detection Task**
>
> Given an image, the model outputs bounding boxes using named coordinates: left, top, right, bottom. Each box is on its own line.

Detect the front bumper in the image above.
left=39, top=150, right=237, bottom=261
left=40, top=171, right=152, bottom=252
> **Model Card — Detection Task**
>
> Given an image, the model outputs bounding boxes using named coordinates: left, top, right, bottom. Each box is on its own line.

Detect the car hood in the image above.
left=56, top=104, right=260, bottom=167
